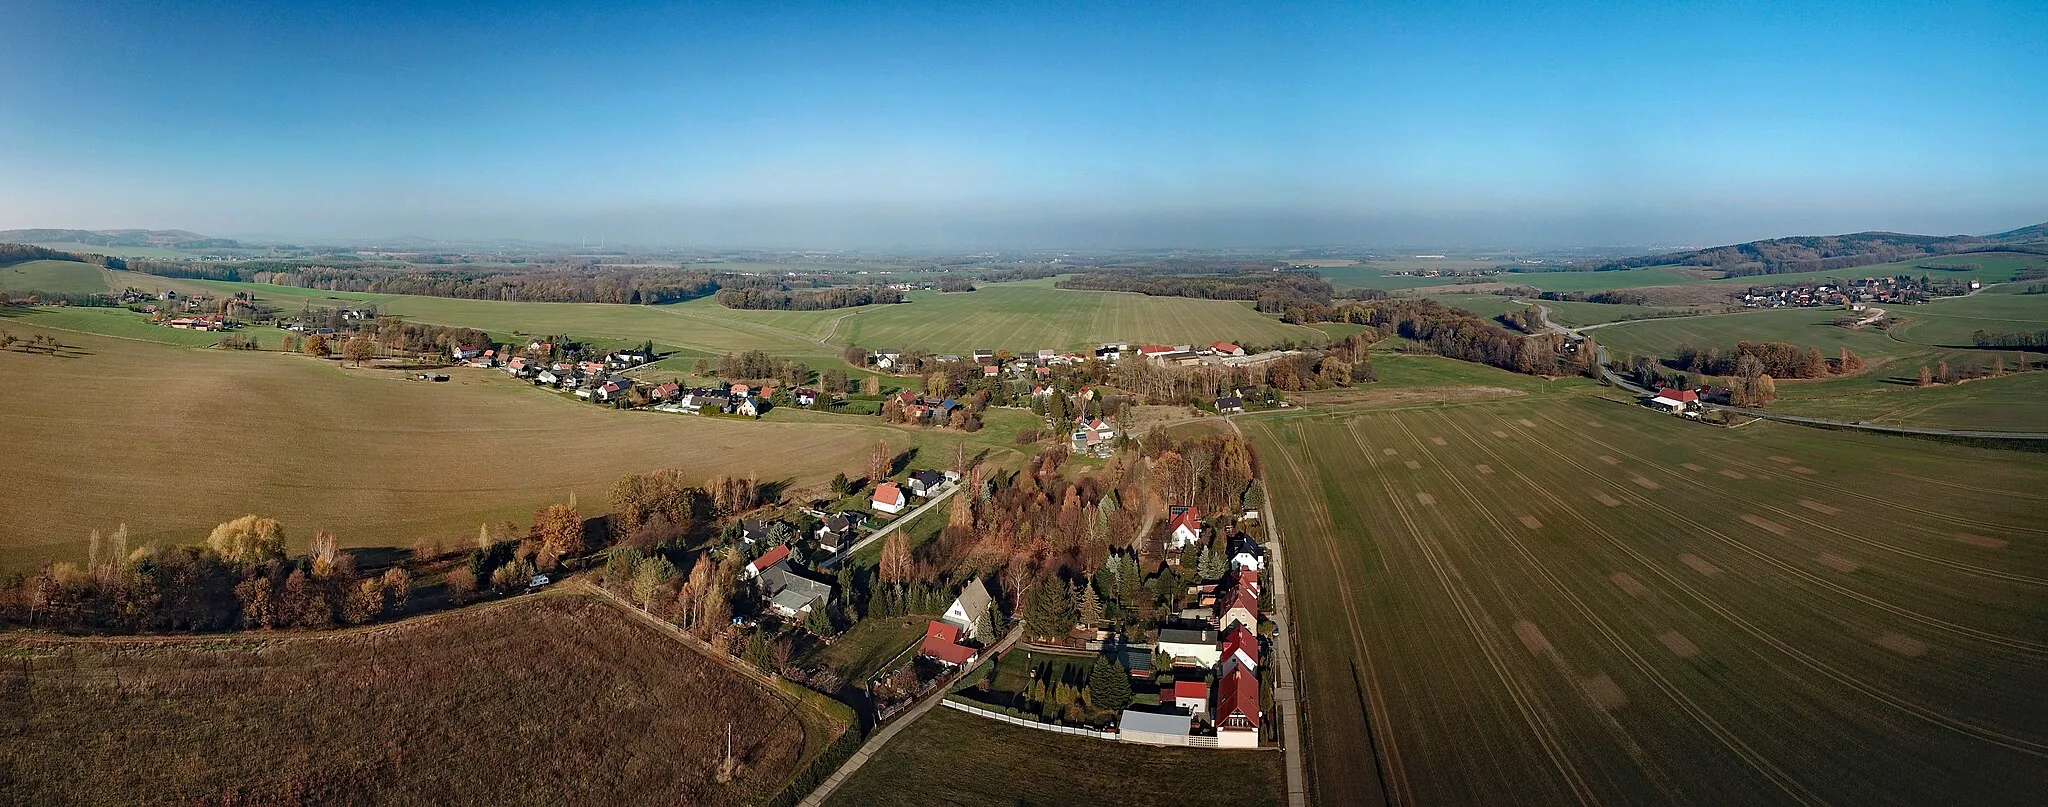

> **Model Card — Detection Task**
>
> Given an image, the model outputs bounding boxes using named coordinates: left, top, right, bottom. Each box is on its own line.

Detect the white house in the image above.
left=1215, top=667, right=1261, bottom=748
left=1157, top=627, right=1221, bottom=667
left=872, top=482, right=907, bottom=514
left=941, top=578, right=994, bottom=640
left=1649, top=387, right=1700, bottom=412
left=1166, top=506, right=1202, bottom=549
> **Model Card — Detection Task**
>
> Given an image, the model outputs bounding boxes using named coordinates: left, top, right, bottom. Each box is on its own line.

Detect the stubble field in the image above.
left=0, top=593, right=844, bottom=806
left=1244, top=389, right=2048, bottom=804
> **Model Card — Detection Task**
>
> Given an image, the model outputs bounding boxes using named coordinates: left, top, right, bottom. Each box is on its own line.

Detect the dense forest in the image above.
left=1580, top=232, right=2010, bottom=278
left=1972, top=329, right=2048, bottom=349
left=0, top=243, right=125, bottom=268
left=1362, top=298, right=1581, bottom=376
left=713, top=285, right=904, bottom=310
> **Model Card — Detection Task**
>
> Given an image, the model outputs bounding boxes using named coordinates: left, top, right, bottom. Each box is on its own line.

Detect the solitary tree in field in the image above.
left=1917, top=365, right=1933, bottom=387
left=303, top=333, right=330, bottom=358
left=342, top=337, right=375, bottom=367
left=869, top=440, right=890, bottom=485
left=207, top=515, right=286, bottom=566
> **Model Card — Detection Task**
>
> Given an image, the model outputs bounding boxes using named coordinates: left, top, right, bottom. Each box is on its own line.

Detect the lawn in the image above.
left=0, top=258, right=110, bottom=294
left=823, top=704, right=1285, bottom=807
left=1768, top=367, right=2048, bottom=432
left=1243, top=391, right=2048, bottom=805
left=1, top=593, right=846, bottom=806
left=3, top=305, right=288, bottom=348
left=0, top=321, right=956, bottom=572
left=804, top=613, right=937, bottom=685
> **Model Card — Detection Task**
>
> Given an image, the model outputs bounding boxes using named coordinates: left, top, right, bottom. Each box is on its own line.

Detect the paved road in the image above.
left=821, top=483, right=960, bottom=568
left=1224, top=415, right=1310, bottom=807
left=798, top=623, right=1025, bottom=807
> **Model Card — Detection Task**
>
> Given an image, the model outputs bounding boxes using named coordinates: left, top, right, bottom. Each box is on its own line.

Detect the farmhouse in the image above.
left=1214, top=666, right=1261, bottom=748
left=872, top=482, right=908, bottom=514
left=919, top=621, right=979, bottom=667
left=1208, top=341, right=1245, bottom=357
left=1118, top=708, right=1194, bottom=747
left=1157, top=627, right=1222, bottom=667
left=941, top=577, right=994, bottom=640
left=1214, top=396, right=1245, bottom=414
left=874, top=349, right=903, bottom=369
left=1649, top=387, right=1701, bottom=413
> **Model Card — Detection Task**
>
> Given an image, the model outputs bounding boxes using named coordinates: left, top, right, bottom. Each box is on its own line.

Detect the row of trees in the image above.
left=1669, top=341, right=1855, bottom=379
left=1056, top=271, right=1335, bottom=312
left=1971, top=329, right=2048, bottom=348
left=713, top=285, right=904, bottom=310
left=126, top=259, right=725, bottom=305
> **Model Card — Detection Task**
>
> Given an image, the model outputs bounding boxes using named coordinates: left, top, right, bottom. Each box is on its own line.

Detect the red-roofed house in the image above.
left=745, top=545, right=791, bottom=579
left=1650, top=388, right=1701, bottom=412
left=1216, top=588, right=1259, bottom=634
left=652, top=382, right=681, bottom=401
left=1215, top=666, right=1260, bottom=747
left=1173, top=680, right=1210, bottom=713
left=919, top=620, right=979, bottom=666
left=1071, top=416, right=1116, bottom=453
left=872, top=482, right=907, bottom=514
left=1167, top=506, right=1202, bottom=549
left=1219, top=624, right=1260, bottom=679
left=983, top=364, right=1000, bottom=377
left=1209, top=341, right=1245, bottom=356
left=1136, top=344, right=1176, bottom=356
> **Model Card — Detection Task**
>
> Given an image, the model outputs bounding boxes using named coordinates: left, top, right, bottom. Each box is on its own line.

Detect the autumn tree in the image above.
left=610, top=469, right=694, bottom=536
left=380, top=567, right=411, bottom=614
left=342, top=336, right=376, bottom=367
left=869, top=440, right=890, bottom=485
left=531, top=503, right=582, bottom=570
left=1937, top=360, right=1957, bottom=384
left=1917, top=365, right=1933, bottom=387
left=207, top=515, right=286, bottom=566
left=879, top=531, right=913, bottom=585
left=303, top=333, right=330, bottom=358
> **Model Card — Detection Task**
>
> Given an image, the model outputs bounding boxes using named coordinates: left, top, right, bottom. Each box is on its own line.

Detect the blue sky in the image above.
left=1, top=0, right=2043, bottom=248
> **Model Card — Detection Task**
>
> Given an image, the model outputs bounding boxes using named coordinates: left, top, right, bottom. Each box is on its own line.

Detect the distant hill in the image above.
left=1584, top=222, right=2048, bottom=278
left=0, top=228, right=242, bottom=250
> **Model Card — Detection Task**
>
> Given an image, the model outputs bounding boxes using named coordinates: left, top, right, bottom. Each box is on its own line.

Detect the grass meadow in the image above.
left=823, top=704, right=1284, bottom=807
left=1, top=593, right=845, bottom=806
left=0, top=259, right=112, bottom=295
left=1244, top=389, right=2048, bottom=804
left=0, top=320, right=980, bottom=572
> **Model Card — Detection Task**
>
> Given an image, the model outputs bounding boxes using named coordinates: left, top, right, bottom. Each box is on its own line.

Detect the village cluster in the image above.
left=914, top=504, right=1275, bottom=749
left=1740, top=274, right=1977, bottom=309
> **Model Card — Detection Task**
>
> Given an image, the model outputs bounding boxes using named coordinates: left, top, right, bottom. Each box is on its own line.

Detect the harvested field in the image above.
left=1, top=594, right=845, bottom=806
left=1404, top=460, right=1422, bottom=470
left=1741, top=514, right=1791, bottom=535
left=1475, top=464, right=1493, bottom=475
left=1800, top=499, right=1839, bottom=514
left=1682, top=462, right=1707, bottom=472
left=1631, top=475, right=1663, bottom=489
left=1816, top=553, right=1862, bottom=572
left=1245, top=390, right=2048, bottom=804
left=1720, top=469, right=1748, bottom=479
left=824, top=704, right=1282, bottom=807
left=1518, top=515, right=1544, bottom=529
left=1949, top=532, right=2010, bottom=549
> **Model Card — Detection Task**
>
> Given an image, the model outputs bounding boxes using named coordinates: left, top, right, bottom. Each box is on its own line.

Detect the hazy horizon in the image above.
left=3, top=0, right=2044, bottom=250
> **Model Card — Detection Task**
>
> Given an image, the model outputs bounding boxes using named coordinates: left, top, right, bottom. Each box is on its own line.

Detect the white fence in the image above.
left=940, top=698, right=1119, bottom=741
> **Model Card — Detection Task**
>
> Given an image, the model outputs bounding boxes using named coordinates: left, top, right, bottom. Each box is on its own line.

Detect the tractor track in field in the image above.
left=1515, top=410, right=2048, bottom=758
left=1540, top=413, right=2048, bottom=653
left=1341, top=419, right=1602, bottom=806
left=1407, top=411, right=1824, bottom=804
left=1261, top=422, right=1412, bottom=805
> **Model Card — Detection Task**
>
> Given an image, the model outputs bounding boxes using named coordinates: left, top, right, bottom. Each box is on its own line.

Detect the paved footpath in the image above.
left=798, top=623, right=1024, bottom=807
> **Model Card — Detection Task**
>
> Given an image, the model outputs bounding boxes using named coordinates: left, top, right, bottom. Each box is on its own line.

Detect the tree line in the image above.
left=1972, top=329, right=2048, bottom=349
left=1669, top=341, right=1858, bottom=379
left=123, top=259, right=725, bottom=305
left=1055, top=271, right=1335, bottom=313
left=713, top=285, right=904, bottom=310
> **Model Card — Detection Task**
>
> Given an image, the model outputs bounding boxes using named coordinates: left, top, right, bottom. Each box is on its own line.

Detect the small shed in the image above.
left=1118, top=708, right=1194, bottom=747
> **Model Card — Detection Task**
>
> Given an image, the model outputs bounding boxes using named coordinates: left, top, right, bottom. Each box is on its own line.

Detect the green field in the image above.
left=824, top=703, right=1285, bottom=807
left=1768, top=369, right=2048, bottom=432
left=100, top=272, right=1329, bottom=359
left=1489, top=265, right=1715, bottom=293
left=27, top=240, right=200, bottom=259
left=1421, top=293, right=1709, bottom=328
left=697, top=278, right=1330, bottom=352
left=0, top=258, right=110, bottom=294
left=1245, top=389, right=2048, bottom=804
left=2, top=306, right=289, bottom=348
left=0, top=320, right=987, bottom=572
left=3, top=593, right=843, bottom=806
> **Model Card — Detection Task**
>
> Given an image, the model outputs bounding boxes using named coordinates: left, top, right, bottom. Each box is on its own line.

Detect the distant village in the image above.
left=1741, top=274, right=1979, bottom=309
